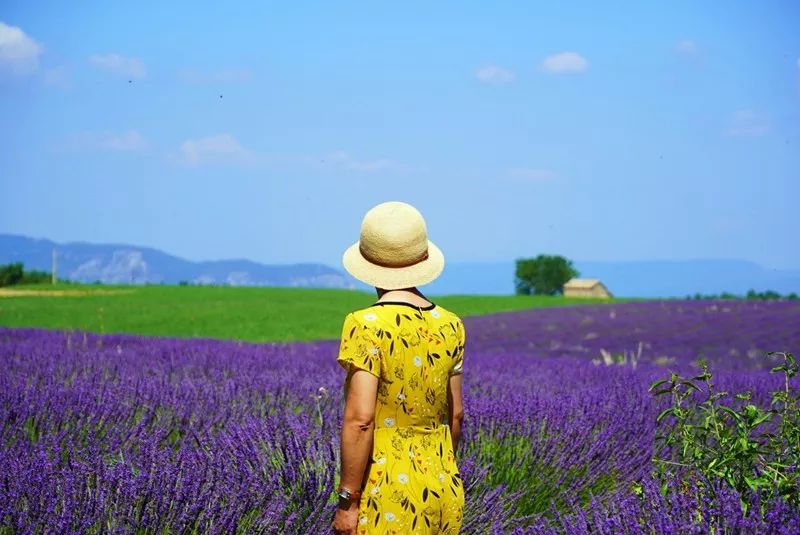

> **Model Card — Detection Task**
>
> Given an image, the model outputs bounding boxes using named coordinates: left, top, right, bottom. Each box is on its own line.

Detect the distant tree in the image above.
left=0, top=262, right=53, bottom=286
left=687, top=290, right=795, bottom=301
left=21, top=269, right=51, bottom=284
left=0, top=262, right=24, bottom=287
left=515, top=255, right=579, bottom=296
left=746, top=289, right=783, bottom=300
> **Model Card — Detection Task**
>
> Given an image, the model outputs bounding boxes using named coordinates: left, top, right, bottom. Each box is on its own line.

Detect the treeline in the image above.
left=0, top=262, right=52, bottom=287
left=687, top=289, right=799, bottom=301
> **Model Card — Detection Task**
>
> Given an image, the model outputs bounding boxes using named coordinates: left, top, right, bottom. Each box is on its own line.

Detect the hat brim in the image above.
left=342, top=240, right=445, bottom=290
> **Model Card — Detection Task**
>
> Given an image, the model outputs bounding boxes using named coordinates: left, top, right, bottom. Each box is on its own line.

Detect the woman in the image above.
left=332, top=201, right=466, bottom=535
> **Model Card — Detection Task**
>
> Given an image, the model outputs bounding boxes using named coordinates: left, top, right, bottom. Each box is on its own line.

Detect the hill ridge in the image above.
left=0, top=233, right=355, bottom=289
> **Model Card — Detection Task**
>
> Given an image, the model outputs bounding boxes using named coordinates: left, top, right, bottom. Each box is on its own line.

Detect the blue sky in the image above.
left=2, top=1, right=799, bottom=269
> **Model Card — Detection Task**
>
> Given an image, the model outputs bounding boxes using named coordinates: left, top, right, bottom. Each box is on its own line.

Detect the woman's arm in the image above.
left=333, top=369, right=378, bottom=533
left=447, top=373, right=464, bottom=453
left=339, top=368, right=378, bottom=491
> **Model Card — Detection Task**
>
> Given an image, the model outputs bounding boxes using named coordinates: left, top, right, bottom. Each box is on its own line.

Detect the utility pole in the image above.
left=52, top=248, right=57, bottom=285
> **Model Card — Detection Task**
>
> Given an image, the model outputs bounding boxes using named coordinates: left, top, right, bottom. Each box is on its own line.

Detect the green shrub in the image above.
left=0, top=262, right=52, bottom=286
left=22, top=269, right=51, bottom=284
left=0, top=262, right=24, bottom=287
left=649, top=352, right=799, bottom=514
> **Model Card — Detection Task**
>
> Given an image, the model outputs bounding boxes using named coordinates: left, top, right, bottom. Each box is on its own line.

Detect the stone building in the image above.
left=563, top=278, right=613, bottom=298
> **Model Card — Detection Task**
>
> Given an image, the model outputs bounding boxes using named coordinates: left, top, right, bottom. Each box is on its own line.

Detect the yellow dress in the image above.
left=337, top=301, right=466, bottom=534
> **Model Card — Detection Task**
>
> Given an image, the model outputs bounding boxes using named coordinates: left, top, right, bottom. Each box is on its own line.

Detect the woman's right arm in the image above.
left=447, top=373, right=464, bottom=453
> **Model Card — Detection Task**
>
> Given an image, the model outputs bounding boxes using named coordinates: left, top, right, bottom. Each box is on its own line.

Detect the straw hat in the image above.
left=342, top=201, right=445, bottom=289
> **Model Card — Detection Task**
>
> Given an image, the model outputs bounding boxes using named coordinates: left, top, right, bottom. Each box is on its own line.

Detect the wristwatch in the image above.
left=337, top=487, right=362, bottom=507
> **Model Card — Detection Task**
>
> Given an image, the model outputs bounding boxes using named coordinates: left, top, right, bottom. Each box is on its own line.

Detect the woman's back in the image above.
left=337, top=301, right=465, bottom=533
left=339, top=302, right=464, bottom=428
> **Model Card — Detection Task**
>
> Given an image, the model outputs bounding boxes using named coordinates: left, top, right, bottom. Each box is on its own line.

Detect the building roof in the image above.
left=564, top=278, right=603, bottom=289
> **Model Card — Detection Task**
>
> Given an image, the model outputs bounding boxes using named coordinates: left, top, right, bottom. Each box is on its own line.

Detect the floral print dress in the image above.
left=337, top=301, right=466, bottom=534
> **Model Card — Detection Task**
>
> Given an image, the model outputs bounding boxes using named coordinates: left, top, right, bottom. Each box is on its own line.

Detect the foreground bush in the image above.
left=649, top=352, right=799, bottom=514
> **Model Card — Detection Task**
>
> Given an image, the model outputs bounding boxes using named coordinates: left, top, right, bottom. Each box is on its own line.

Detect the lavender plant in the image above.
left=1, top=299, right=798, bottom=533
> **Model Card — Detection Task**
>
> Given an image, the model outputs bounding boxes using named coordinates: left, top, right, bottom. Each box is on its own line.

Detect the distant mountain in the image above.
left=423, top=260, right=800, bottom=298
left=3, top=234, right=797, bottom=297
left=0, top=234, right=356, bottom=289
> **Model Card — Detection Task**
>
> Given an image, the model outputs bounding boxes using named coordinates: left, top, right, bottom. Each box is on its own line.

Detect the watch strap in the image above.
left=338, top=487, right=362, bottom=501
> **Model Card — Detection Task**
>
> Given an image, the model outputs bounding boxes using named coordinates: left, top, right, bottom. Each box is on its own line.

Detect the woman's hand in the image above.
left=332, top=501, right=359, bottom=534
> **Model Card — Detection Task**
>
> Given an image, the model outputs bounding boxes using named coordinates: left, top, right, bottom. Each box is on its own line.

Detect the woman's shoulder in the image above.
left=345, top=301, right=463, bottom=325
left=343, top=304, right=412, bottom=328
left=345, top=305, right=386, bottom=324
left=344, top=303, right=414, bottom=326
left=432, top=306, right=465, bottom=340
left=359, top=302, right=462, bottom=326
left=430, top=303, right=461, bottom=323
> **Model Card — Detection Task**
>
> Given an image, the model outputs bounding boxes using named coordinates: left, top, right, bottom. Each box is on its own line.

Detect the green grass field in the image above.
left=0, top=282, right=624, bottom=342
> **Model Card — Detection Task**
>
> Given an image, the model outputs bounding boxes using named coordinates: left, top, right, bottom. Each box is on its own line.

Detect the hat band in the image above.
left=359, top=244, right=429, bottom=268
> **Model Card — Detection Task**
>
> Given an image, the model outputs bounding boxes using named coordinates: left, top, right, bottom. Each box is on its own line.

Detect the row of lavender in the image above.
left=1, top=300, right=798, bottom=533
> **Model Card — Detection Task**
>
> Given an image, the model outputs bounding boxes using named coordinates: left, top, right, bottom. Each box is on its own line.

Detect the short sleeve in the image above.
left=336, top=312, right=382, bottom=378
left=449, top=319, right=465, bottom=376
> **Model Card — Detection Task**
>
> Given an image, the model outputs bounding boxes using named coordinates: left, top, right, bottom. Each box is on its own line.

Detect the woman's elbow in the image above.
left=344, top=409, right=375, bottom=431
left=451, top=407, right=464, bottom=422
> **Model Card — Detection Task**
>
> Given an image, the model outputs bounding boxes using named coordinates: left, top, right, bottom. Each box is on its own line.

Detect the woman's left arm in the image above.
left=333, top=368, right=378, bottom=533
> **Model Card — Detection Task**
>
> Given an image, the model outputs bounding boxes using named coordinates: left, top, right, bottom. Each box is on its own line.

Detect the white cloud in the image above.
left=508, top=168, right=558, bottom=182
left=63, top=130, right=148, bottom=151
left=726, top=110, right=770, bottom=137
left=323, top=150, right=393, bottom=172
left=541, top=52, right=588, bottom=74
left=475, top=64, right=515, bottom=85
left=180, top=134, right=254, bottom=166
left=674, top=39, right=698, bottom=56
left=89, top=53, right=146, bottom=79
left=177, top=68, right=253, bottom=84
left=0, top=21, right=42, bottom=75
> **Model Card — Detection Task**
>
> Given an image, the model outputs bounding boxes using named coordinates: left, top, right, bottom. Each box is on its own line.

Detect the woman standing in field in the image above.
left=332, top=201, right=466, bottom=535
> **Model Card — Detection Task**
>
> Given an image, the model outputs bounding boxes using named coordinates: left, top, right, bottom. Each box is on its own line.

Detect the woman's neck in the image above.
left=375, top=287, right=433, bottom=307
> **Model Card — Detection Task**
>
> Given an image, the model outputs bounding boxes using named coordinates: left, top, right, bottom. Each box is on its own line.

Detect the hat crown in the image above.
left=358, top=202, right=429, bottom=268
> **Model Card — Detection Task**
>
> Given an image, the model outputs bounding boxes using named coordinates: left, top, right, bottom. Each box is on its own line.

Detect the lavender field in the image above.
left=1, top=300, right=799, bottom=534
